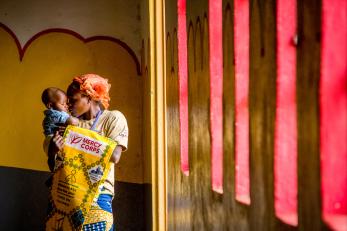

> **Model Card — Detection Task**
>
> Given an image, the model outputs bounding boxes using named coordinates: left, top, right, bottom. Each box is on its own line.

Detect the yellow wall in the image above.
left=0, top=27, right=144, bottom=184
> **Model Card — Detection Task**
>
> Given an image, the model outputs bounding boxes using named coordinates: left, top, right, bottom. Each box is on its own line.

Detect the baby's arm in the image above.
left=66, top=116, right=79, bottom=126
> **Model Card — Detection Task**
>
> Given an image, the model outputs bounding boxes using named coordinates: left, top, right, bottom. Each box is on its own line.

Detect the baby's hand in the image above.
left=66, top=116, right=79, bottom=126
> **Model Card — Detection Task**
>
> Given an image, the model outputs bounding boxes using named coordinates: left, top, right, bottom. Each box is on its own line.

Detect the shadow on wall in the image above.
left=0, top=167, right=50, bottom=230
left=0, top=167, right=149, bottom=230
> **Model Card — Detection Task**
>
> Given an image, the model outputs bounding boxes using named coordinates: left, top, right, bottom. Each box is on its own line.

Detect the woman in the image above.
left=46, top=74, right=129, bottom=231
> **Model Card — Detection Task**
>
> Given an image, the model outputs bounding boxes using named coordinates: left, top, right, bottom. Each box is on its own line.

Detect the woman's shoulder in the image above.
left=103, top=109, right=127, bottom=121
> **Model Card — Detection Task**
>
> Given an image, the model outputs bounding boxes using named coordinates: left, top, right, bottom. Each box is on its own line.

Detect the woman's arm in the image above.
left=106, top=111, right=129, bottom=163
left=110, top=145, right=123, bottom=163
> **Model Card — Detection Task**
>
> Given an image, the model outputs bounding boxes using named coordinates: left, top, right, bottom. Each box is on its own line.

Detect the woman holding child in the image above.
left=44, top=74, right=128, bottom=231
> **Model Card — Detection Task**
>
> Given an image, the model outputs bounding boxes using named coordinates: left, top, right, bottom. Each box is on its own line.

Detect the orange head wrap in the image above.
left=73, top=74, right=111, bottom=109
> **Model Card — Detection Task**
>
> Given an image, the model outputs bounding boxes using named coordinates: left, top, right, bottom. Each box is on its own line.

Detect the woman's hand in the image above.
left=52, top=131, right=65, bottom=151
left=55, top=124, right=67, bottom=136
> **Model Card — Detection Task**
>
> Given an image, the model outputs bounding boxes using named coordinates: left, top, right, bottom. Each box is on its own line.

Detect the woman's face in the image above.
left=68, top=92, right=90, bottom=117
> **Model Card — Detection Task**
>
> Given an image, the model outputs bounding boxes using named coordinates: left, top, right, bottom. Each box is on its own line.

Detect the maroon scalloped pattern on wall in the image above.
left=0, top=22, right=141, bottom=75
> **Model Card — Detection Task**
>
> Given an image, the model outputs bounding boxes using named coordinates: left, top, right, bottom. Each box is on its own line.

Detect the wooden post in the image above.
left=149, top=0, right=167, bottom=230
left=296, top=0, right=326, bottom=230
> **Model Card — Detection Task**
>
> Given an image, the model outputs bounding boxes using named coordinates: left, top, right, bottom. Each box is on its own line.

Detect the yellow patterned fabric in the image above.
left=83, top=204, right=113, bottom=231
left=45, top=125, right=117, bottom=231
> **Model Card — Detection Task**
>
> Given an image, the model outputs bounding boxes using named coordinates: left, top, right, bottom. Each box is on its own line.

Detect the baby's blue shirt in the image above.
left=42, top=109, right=70, bottom=136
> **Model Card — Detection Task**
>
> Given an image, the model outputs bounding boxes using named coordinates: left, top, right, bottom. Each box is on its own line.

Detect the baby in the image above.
left=41, top=87, right=79, bottom=136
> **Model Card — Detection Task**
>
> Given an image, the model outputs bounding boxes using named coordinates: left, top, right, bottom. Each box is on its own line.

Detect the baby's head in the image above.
left=41, top=87, right=69, bottom=112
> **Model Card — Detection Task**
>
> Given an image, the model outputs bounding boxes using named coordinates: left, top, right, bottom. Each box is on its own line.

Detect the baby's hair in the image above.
left=41, top=87, right=65, bottom=106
